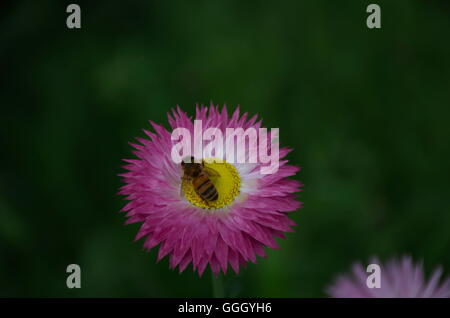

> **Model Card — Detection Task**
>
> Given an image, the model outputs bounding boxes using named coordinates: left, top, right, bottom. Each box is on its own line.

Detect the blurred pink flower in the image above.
left=118, top=104, right=302, bottom=276
left=327, top=256, right=450, bottom=298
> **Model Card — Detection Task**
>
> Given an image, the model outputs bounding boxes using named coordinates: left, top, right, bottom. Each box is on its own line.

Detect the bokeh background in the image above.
left=1, top=0, right=449, bottom=297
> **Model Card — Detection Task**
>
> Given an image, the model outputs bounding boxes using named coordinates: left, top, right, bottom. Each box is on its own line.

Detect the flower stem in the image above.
left=211, top=272, right=224, bottom=298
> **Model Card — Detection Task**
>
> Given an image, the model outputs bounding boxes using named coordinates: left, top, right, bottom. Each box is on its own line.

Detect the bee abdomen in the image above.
left=194, top=175, right=218, bottom=201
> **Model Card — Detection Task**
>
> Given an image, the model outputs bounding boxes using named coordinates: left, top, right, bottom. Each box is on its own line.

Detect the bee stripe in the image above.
left=204, top=191, right=217, bottom=201
left=208, top=188, right=218, bottom=198
left=201, top=186, right=215, bottom=197
left=198, top=182, right=211, bottom=193
left=197, top=179, right=210, bottom=190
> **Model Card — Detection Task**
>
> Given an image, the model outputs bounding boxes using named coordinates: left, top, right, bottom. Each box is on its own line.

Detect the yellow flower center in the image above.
left=181, top=158, right=241, bottom=210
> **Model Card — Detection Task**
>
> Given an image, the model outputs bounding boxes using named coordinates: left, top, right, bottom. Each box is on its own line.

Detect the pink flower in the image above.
left=118, top=104, right=302, bottom=276
left=327, top=256, right=450, bottom=298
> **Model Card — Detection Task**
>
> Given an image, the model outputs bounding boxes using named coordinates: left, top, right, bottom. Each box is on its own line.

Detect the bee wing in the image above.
left=203, top=167, right=220, bottom=179
left=180, top=175, right=191, bottom=198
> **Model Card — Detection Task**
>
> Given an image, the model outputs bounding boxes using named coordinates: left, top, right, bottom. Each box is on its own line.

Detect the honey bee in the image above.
left=181, top=156, right=220, bottom=202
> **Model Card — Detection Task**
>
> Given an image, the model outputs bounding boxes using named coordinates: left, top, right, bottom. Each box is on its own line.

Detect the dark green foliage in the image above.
left=0, top=0, right=449, bottom=297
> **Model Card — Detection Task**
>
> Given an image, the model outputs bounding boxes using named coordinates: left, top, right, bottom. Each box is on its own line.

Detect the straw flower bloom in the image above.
left=327, top=256, right=450, bottom=298
left=119, top=104, right=302, bottom=275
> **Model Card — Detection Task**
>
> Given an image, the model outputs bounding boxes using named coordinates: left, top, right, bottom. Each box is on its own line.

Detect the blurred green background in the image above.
left=1, top=0, right=449, bottom=297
